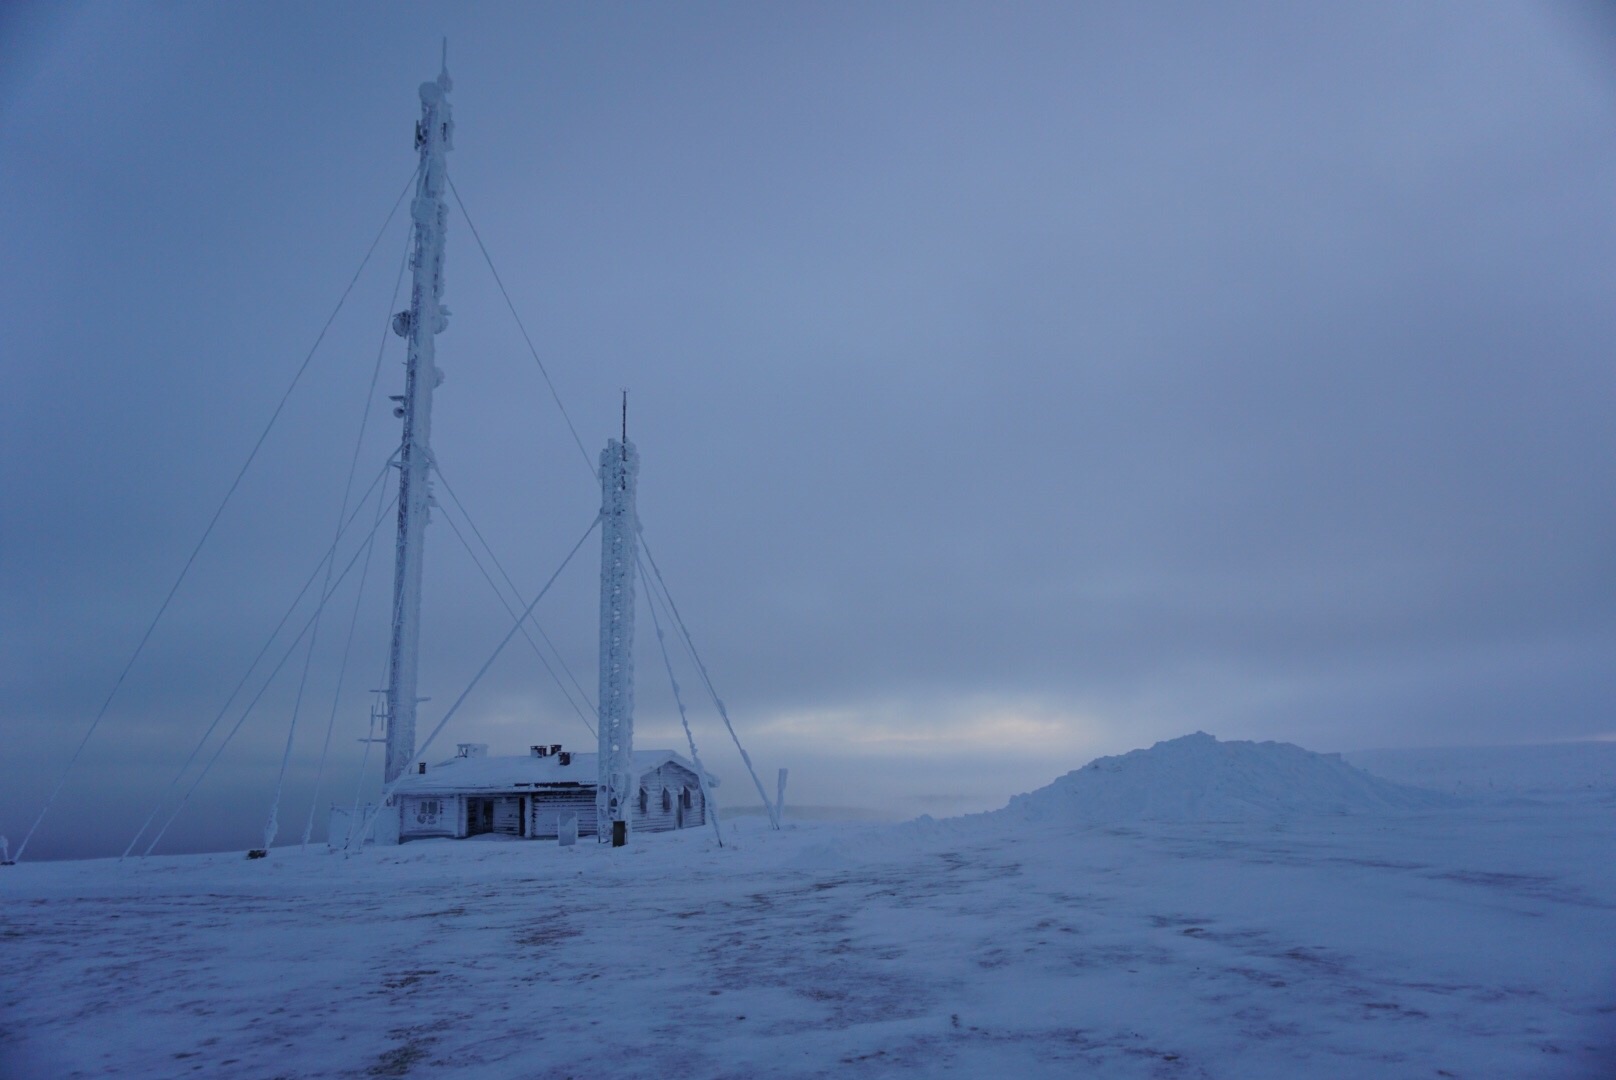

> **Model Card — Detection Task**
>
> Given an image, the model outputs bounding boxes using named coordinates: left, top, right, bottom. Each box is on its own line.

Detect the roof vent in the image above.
left=456, top=743, right=488, bottom=759
left=531, top=745, right=548, bottom=758
left=558, top=751, right=572, bottom=766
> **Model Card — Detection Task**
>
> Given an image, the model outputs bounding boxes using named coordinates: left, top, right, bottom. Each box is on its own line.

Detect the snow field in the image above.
left=2, top=792, right=1612, bottom=1079
left=2, top=737, right=1612, bottom=1077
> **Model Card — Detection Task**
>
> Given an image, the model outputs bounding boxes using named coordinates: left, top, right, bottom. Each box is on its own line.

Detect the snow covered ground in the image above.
left=1346, top=741, right=1616, bottom=798
left=3, top=738, right=1613, bottom=1079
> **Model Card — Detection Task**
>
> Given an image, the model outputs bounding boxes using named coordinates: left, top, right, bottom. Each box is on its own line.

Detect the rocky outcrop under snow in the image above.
left=1001, top=732, right=1455, bottom=824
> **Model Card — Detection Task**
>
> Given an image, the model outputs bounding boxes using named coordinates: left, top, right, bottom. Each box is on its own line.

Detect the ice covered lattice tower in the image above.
left=597, top=437, right=639, bottom=841
left=384, top=60, right=454, bottom=785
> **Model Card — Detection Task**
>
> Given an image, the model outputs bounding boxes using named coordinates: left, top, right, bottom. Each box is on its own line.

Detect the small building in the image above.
left=388, top=743, right=710, bottom=842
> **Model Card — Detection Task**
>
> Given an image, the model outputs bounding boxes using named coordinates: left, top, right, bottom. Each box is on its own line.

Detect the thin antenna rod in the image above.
left=621, top=389, right=628, bottom=446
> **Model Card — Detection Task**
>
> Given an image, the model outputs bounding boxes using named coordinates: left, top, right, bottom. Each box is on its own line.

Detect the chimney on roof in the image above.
left=558, top=751, right=572, bottom=766
left=417, top=762, right=426, bottom=774
left=532, top=745, right=548, bottom=758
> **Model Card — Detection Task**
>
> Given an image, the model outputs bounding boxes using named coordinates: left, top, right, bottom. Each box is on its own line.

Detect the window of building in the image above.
left=681, top=788, right=692, bottom=809
left=638, top=788, right=648, bottom=814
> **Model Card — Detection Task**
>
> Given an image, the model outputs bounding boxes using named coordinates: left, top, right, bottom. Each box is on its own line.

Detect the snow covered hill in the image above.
left=999, top=732, right=1454, bottom=824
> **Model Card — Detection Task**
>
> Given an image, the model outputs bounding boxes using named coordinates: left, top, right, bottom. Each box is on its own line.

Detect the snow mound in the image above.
left=1001, top=732, right=1455, bottom=824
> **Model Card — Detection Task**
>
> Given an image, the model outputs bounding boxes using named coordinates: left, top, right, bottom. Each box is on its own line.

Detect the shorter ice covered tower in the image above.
left=596, top=436, right=639, bottom=843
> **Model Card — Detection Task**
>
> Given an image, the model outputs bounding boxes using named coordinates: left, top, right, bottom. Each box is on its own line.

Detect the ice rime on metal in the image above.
left=384, top=61, right=454, bottom=784
left=596, top=438, right=639, bottom=841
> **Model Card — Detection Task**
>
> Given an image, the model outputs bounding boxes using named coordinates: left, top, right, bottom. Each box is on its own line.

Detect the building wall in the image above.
left=525, top=763, right=706, bottom=839
left=399, top=794, right=461, bottom=839
left=636, top=762, right=705, bottom=833
left=492, top=797, right=522, bottom=835
left=529, top=788, right=597, bottom=839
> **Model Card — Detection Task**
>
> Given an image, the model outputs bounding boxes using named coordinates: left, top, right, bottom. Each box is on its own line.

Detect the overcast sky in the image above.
left=4, top=1, right=1613, bottom=859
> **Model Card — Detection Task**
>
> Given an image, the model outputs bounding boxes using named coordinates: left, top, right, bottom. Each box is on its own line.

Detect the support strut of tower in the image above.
left=597, top=433, right=640, bottom=842
left=384, top=58, right=453, bottom=784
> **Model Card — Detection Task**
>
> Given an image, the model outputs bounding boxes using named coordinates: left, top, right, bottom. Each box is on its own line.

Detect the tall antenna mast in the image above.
left=597, top=422, right=639, bottom=845
left=384, top=56, right=454, bottom=784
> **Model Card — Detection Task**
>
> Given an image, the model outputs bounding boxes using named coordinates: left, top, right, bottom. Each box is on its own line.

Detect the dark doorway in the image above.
left=466, top=798, right=495, bottom=836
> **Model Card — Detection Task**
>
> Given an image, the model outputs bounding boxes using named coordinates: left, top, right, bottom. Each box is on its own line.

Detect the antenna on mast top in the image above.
left=621, top=389, right=628, bottom=446
left=438, top=38, right=452, bottom=89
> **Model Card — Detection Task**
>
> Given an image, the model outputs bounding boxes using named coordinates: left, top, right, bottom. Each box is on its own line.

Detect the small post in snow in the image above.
left=776, top=769, right=789, bottom=825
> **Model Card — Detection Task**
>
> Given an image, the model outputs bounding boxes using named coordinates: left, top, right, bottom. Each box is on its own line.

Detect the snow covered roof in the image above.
left=392, top=749, right=706, bottom=795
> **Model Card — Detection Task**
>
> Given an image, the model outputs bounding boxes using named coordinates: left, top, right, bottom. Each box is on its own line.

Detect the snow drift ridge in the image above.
left=1001, top=732, right=1454, bottom=824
